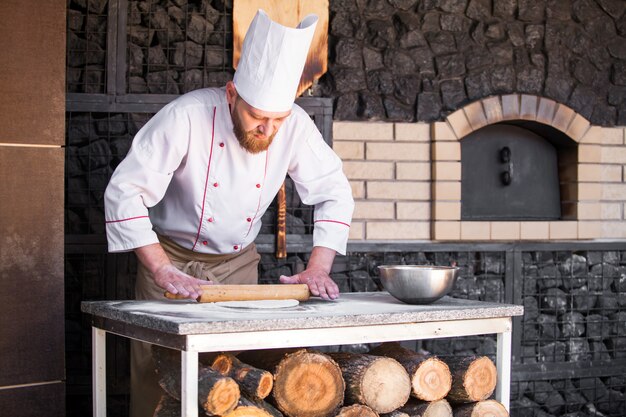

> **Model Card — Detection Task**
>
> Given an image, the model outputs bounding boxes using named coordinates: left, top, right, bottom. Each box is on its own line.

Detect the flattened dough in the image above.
left=214, top=299, right=300, bottom=309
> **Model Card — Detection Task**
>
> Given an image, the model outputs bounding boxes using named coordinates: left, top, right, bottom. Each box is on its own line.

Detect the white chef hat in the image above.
left=233, top=9, right=318, bottom=113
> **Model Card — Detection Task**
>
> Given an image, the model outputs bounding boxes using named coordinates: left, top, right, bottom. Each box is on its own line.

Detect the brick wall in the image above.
left=335, top=95, right=626, bottom=242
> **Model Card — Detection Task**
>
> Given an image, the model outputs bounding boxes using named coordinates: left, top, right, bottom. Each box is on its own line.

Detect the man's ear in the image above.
left=226, top=81, right=237, bottom=105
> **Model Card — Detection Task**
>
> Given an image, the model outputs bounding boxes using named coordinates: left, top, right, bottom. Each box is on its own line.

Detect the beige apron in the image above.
left=130, top=236, right=260, bottom=417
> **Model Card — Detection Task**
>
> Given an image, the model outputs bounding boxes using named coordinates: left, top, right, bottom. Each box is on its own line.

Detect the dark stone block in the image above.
left=180, top=69, right=204, bottom=93
left=425, top=31, right=457, bottom=55
left=618, top=105, right=626, bottom=125
left=573, top=58, right=598, bottom=85
left=400, top=29, right=428, bottom=48
left=357, top=0, right=395, bottom=19
left=585, top=15, right=617, bottom=41
left=546, top=0, right=572, bottom=20
left=393, top=75, right=420, bottom=105
left=568, top=85, right=597, bottom=119
left=205, top=47, right=226, bottom=68
left=491, top=65, right=515, bottom=92
left=538, top=341, right=566, bottom=362
left=439, top=0, right=468, bottom=13
left=507, top=22, right=525, bottom=46
left=388, top=0, right=418, bottom=10
left=147, top=70, right=180, bottom=94
left=416, top=91, right=442, bottom=121
left=385, top=49, right=417, bottom=75
left=494, top=0, right=517, bottom=18
left=333, top=68, right=366, bottom=92
left=545, top=74, right=574, bottom=103
left=466, top=50, right=492, bottom=71
left=335, top=38, right=363, bottom=68
left=618, top=13, right=626, bottom=36
left=471, top=21, right=487, bottom=45
left=485, top=23, right=506, bottom=41
left=366, top=70, right=395, bottom=94
left=608, top=37, right=626, bottom=59
left=367, top=19, right=397, bottom=48
left=334, top=93, right=360, bottom=120
left=360, top=91, right=386, bottom=119
left=383, top=96, right=414, bottom=121
left=517, top=66, right=544, bottom=94
left=396, top=11, right=422, bottom=31
left=171, top=41, right=203, bottom=67
left=421, top=11, right=441, bottom=33
left=441, top=79, right=467, bottom=109
left=597, top=0, right=626, bottom=19
left=410, top=47, right=435, bottom=75
left=465, top=70, right=493, bottom=99
left=363, top=47, right=384, bottom=71
left=187, top=13, right=214, bottom=44
left=330, top=0, right=359, bottom=13
left=466, top=0, right=491, bottom=20
left=435, top=53, right=465, bottom=77
left=488, top=43, right=514, bottom=65
left=441, top=14, right=472, bottom=33
left=330, top=13, right=356, bottom=38
left=573, top=0, right=606, bottom=22
left=612, top=61, right=626, bottom=85
left=525, top=25, right=544, bottom=50
left=519, top=0, right=545, bottom=22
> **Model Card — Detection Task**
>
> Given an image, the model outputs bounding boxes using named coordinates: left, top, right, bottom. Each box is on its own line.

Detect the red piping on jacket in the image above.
left=191, top=106, right=217, bottom=251
left=105, top=215, right=149, bottom=224
left=314, top=219, right=351, bottom=228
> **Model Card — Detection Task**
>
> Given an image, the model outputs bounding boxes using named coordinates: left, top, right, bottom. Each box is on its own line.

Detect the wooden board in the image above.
left=233, top=0, right=329, bottom=96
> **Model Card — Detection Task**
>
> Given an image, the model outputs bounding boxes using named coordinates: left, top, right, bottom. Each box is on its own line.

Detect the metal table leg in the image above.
left=181, top=350, right=199, bottom=417
left=495, top=318, right=512, bottom=411
left=92, top=327, right=107, bottom=417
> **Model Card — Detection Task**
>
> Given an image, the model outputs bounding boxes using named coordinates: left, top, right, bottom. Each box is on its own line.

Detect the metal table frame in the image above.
left=91, top=313, right=513, bottom=417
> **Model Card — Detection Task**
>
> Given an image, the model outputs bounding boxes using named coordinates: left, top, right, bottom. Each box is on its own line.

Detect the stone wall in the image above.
left=324, top=0, right=626, bottom=126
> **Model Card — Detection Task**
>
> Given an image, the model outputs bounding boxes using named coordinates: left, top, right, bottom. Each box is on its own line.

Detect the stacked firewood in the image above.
left=152, top=343, right=509, bottom=417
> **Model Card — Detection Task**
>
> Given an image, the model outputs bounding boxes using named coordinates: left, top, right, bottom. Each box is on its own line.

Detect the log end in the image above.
left=273, top=351, right=345, bottom=417
left=413, top=357, right=452, bottom=401
left=425, top=399, right=453, bottom=417
left=471, top=400, right=509, bottom=417
left=204, top=377, right=241, bottom=415
left=211, top=353, right=234, bottom=375
left=223, top=406, right=273, bottom=417
left=464, top=357, right=497, bottom=402
left=255, top=371, right=274, bottom=399
left=362, top=358, right=411, bottom=414
left=335, top=404, right=378, bottom=417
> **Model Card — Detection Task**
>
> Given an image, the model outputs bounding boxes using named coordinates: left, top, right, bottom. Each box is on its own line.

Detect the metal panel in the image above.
left=0, top=147, right=65, bottom=386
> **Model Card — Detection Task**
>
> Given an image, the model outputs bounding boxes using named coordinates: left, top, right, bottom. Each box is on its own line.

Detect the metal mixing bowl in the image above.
left=377, top=265, right=459, bottom=304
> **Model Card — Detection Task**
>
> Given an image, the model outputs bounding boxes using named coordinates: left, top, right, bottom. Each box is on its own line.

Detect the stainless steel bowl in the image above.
left=377, top=265, right=459, bottom=304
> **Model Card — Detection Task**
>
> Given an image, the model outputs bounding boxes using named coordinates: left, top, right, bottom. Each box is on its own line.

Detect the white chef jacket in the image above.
left=104, top=87, right=354, bottom=255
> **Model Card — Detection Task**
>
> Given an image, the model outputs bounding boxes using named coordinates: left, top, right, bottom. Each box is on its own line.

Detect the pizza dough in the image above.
left=214, top=299, right=300, bottom=309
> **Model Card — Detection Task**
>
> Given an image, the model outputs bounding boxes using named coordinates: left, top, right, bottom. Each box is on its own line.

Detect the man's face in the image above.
left=226, top=82, right=291, bottom=154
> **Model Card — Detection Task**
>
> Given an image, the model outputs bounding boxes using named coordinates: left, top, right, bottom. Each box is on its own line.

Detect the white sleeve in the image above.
left=288, top=125, right=354, bottom=255
left=104, top=104, right=190, bottom=252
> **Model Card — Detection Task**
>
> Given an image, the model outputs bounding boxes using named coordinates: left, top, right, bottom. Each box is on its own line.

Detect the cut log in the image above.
left=329, top=352, right=411, bottom=414
left=445, top=356, right=497, bottom=403
left=153, top=394, right=183, bottom=417
left=369, top=342, right=452, bottom=401
left=452, top=400, right=509, bottom=417
left=398, top=398, right=453, bottom=417
left=152, top=346, right=240, bottom=415
left=224, top=394, right=284, bottom=417
left=334, top=404, right=379, bottom=417
left=380, top=411, right=410, bottom=417
left=212, top=353, right=274, bottom=399
left=238, top=349, right=345, bottom=417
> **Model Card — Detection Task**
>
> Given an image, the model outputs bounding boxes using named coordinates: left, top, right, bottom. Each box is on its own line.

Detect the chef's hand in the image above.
left=154, top=264, right=210, bottom=300
left=279, top=268, right=340, bottom=301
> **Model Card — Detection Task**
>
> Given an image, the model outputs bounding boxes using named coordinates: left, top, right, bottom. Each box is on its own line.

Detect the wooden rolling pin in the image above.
left=165, top=284, right=310, bottom=303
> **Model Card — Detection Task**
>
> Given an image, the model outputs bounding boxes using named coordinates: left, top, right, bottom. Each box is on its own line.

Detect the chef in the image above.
left=104, top=9, right=354, bottom=417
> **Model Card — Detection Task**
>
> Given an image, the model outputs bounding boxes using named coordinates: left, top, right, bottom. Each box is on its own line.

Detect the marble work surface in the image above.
left=82, top=292, right=523, bottom=336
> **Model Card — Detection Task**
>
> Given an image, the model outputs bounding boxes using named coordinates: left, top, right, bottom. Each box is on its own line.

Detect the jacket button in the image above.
left=213, top=182, right=219, bottom=187
left=246, top=217, right=252, bottom=222
left=233, top=245, right=239, bottom=250
left=202, top=241, right=208, bottom=245
left=207, top=217, right=213, bottom=222
left=256, top=183, right=261, bottom=188
left=219, top=142, right=224, bottom=147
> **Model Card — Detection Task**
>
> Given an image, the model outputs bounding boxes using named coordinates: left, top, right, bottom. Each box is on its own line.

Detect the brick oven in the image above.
left=65, top=1, right=625, bottom=416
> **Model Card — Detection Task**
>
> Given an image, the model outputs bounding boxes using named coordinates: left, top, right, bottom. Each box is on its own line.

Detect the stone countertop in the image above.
left=82, top=292, right=523, bottom=336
